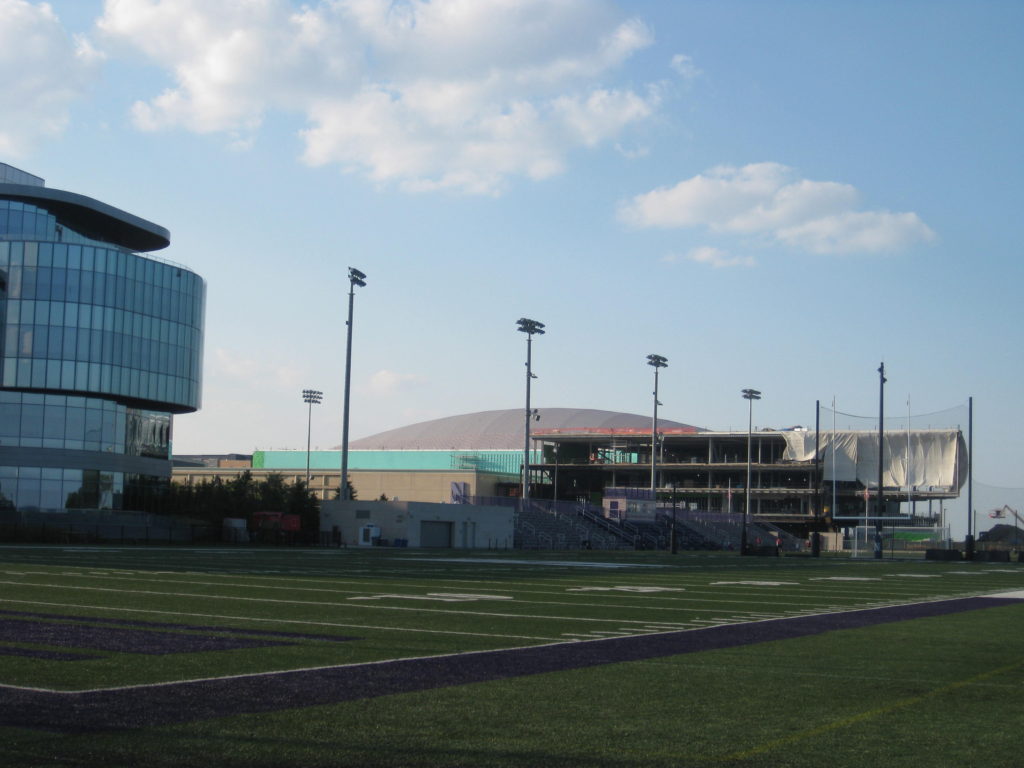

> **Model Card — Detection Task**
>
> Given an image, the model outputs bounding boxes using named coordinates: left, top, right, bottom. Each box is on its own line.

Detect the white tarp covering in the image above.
left=781, top=429, right=966, bottom=491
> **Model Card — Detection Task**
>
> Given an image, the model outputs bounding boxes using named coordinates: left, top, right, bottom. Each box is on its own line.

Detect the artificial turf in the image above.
left=1, top=546, right=1021, bottom=767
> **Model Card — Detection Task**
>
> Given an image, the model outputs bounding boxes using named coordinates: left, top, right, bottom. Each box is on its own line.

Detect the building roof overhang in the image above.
left=0, top=182, right=170, bottom=252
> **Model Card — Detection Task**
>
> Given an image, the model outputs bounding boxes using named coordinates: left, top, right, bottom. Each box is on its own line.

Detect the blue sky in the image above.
left=2, top=1, right=1022, bottom=526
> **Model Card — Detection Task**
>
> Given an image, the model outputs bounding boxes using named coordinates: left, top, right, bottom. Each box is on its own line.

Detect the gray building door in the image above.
left=420, top=520, right=453, bottom=548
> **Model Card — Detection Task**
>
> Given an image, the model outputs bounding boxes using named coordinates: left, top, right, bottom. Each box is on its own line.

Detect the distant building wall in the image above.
left=171, top=466, right=516, bottom=503
left=320, top=499, right=514, bottom=549
left=255, top=449, right=537, bottom=475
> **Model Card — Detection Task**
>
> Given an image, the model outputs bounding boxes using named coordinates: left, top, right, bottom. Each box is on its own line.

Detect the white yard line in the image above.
left=0, top=597, right=558, bottom=641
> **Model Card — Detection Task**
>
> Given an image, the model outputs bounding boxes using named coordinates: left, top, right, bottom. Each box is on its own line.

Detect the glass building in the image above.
left=0, top=163, right=205, bottom=513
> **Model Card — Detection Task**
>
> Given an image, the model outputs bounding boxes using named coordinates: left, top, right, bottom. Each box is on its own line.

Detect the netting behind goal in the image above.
left=819, top=401, right=970, bottom=433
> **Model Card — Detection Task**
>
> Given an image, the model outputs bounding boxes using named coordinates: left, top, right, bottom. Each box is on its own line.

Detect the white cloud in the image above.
left=0, top=0, right=102, bottom=156
left=619, top=162, right=935, bottom=254
left=212, top=347, right=263, bottom=380
left=776, top=211, right=936, bottom=254
left=97, top=0, right=658, bottom=194
left=683, top=246, right=755, bottom=268
left=670, top=53, right=700, bottom=82
left=367, top=369, right=424, bottom=394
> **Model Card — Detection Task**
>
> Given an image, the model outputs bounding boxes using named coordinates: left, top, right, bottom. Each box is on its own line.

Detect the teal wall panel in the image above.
left=254, top=449, right=537, bottom=475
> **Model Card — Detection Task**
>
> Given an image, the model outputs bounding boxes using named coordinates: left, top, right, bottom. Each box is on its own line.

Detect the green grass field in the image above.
left=1, top=545, right=1022, bottom=767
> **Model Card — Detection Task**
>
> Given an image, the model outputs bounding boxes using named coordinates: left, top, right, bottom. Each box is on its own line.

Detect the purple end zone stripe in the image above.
left=0, top=595, right=1019, bottom=734
left=0, top=646, right=99, bottom=661
left=0, top=618, right=291, bottom=655
left=0, top=610, right=356, bottom=644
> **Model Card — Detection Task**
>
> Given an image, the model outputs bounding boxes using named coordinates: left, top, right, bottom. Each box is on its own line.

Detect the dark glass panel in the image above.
left=66, top=405, right=85, bottom=440
left=50, top=268, right=66, bottom=300
left=76, top=328, right=90, bottom=360
left=65, top=269, right=80, bottom=301
left=36, top=267, right=52, bottom=299
left=32, top=325, right=48, bottom=358
left=84, top=407, right=102, bottom=446
left=46, top=326, right=62, bottom=358
left=79, top=270, right=92, bottom=302
left=43, top=404, right=65, bottom=440
left=21, top=266, right=36, bottom=299
left=0, top=404, right=19, bottom=436
left=21, top=404, right=43, bottom=437
left=92, top=271, right=105, bottom=305
left=62, top=326, right=77, bottom=358
left=31, top=359, right=45, bottom=388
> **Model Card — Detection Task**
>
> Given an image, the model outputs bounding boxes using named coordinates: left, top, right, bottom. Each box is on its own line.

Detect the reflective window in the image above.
left=0, top=392, right=170, bottom=455
left=0, top=242, right=205, bottom=411
left=0, top=464, right=165, bottom=512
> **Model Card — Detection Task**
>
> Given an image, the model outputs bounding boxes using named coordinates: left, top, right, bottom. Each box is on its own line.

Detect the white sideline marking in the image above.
left=566, top=586, right=685, bottom=593
left=417, top=558, right=667, bottom=569
left=982, top=590, right=1024, bottom=599
left=349, top=593, right=514, bottom=603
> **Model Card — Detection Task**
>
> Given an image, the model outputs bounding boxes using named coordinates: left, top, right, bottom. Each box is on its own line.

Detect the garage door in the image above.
left=420, top=520, right=453, bottom=548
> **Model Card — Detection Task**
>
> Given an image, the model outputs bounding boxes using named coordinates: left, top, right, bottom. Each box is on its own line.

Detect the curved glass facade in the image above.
left=1, top=167, right=205, bottom=514
left=0, top=202, right=203, bottom=412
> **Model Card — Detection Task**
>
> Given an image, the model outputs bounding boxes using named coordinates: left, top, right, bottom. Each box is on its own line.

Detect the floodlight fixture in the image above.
left=517, top=317, right=545, bottom=336
left=647, top=354, right=668, bottom=369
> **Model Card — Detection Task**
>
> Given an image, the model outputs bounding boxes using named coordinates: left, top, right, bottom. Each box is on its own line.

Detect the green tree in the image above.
left=227, top=471, right=259, bottom=519
left=332, top=481, right=357, bottom=500
left=259, top=473, right=288, bottom=511
left=286, top=480, right=320, bottom=535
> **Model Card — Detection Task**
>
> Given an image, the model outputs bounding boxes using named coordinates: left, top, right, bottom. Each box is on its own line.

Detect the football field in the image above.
left=1, top=546, right=1022, bottom=767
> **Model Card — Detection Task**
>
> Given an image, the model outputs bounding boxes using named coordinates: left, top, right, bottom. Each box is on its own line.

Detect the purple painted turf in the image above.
left=0, top=610, right=356, bottom=644
left=0, top=596, right=1019, bottom=734
left=0, top=646, right=99, bottom=661
left=0, top=617, right=291, bottom=655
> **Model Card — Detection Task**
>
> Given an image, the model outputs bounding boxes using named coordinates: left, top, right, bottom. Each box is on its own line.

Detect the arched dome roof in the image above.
left=348, top=408, right=701, bottom=450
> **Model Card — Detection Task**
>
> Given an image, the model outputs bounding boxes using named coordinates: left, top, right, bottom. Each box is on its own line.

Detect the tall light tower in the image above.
left=517, top=318, right=545, bottom=502
left=742, top=388, right=762, bottom=554
left=875, top=362, right=886, bottom=559
left=340, top=267, right=366, bottom=501
left=302, top=389, right=322, bottom=490
left=647, top=355, right=668, bottom=492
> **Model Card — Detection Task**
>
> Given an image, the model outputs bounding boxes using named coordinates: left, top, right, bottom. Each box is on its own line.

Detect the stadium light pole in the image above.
left=875, top=362, right=886, bottom=559
left=340, top=268, right=366, bottom=501
left=647, top=355, right=667, bottom=493
left=517, top=318, right=545, bottom=502
left=302, top=389, right=323, bottom=490
left=742, top=388, right=761, bottom=555
left=669, top=483, right=678, bottom=555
